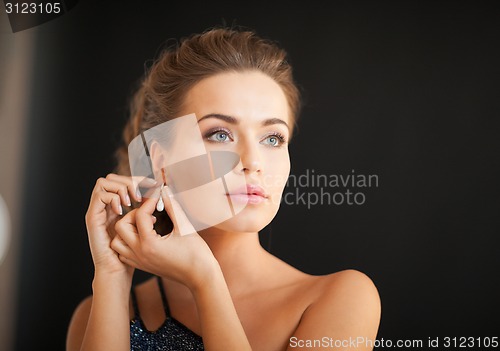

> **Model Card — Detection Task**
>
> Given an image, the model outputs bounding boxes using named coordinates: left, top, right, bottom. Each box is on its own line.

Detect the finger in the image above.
left=110, top=234, right=136, bottom=258
left=89, top=190, right=123, bottom=216
left=118, top=254, right=139, bottom=268
left=97, top=176, right=132, bottom=207
left=114, top=210, right=139, bottom=247
left=135, top=187, right=162, bottom=238
left=115, top=212, right=158, bottom=240
left=141, top=184, right=162, bottom=200
left=106, top=174, right=158, bottom=203
left=162, top=185, right=196, bottom=236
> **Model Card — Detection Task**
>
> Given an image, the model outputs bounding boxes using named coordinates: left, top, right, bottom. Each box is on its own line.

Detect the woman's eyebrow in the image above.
left=198, top=113, right=238, bottom=125
left=198, top=113, right=290, bottom=132
left=262, top=117, right=289, bottom=132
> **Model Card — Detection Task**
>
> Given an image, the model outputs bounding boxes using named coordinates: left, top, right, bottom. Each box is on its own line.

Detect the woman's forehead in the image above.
left=182, top=71, right=291, bottom=127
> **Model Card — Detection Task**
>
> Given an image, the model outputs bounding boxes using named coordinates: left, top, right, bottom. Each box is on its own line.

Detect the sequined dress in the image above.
left=130, top=276, right=204, bottom=350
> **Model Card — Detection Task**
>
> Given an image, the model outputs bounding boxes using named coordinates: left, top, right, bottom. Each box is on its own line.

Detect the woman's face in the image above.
left=157, top=71, right=292, bottom=234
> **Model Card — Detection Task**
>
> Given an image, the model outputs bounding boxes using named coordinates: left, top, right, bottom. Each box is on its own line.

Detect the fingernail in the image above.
left=152, top=215, right=157, bottom=223
left=119, top=205, right=123, bottom=215
left=136, top=189, right=142, bottom=202
left=125, top=194, right=131, bottom=206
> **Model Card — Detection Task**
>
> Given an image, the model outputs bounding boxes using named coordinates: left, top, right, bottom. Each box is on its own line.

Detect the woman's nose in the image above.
left=241, top=160, right=260, bottom=173
left=238, top=143, right=261, bottom=174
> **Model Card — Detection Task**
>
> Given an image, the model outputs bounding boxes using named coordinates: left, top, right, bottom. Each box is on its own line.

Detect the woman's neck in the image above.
left=198, top=228, right=273, bottom=297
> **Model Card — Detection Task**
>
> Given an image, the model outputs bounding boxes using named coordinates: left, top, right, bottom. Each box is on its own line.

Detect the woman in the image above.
left=66, top=27, right=381, bottom=351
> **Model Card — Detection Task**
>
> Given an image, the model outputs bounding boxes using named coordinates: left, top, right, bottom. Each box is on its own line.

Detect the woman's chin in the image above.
left=210, top=207, right=277, bottom=233
left=177, top=189, right=281, bottom=233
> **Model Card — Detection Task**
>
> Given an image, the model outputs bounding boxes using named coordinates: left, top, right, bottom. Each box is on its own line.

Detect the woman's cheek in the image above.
left=265, top=156, right=290, bottom=206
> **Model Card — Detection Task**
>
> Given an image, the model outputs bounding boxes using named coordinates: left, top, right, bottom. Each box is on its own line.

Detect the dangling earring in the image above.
left=156, top=167, right=167, bottom=212
left=156, top=184, right=164, bottom=212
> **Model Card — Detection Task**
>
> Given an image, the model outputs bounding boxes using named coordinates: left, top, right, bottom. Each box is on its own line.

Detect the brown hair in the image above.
left=114, top=26, right=301, bottom=177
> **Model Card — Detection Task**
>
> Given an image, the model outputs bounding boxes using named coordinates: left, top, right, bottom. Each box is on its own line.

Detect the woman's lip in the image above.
left=227, top=184, right=268, bottom=198
left=225, top=184, right=269, bottom=204
left=225, top=193, right=267, bottom=204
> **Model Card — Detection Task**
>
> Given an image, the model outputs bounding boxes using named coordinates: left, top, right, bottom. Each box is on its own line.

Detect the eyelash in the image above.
left=204, top=127, right=287, bottom=147
left=264, top=132, right=287, bottom=147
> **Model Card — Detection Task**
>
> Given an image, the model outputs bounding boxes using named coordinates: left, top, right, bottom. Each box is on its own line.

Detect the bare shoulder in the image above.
left=312, top=269, right=380, bottom=312
left=319, top=269, right=379, bottom=298
left=66, top=295, right=93, bottom=351
left=286, top=269, right=381, bottom=350
left=270, top=256, right=380, bottom=311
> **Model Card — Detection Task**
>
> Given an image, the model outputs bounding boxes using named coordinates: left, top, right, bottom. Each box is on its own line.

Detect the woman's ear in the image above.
left=149, top=141, right=165, bottom=183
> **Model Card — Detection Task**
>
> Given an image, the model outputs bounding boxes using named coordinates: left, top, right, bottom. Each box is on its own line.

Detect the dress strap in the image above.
left=130, top=286, right=140, bottom=319
left=156, top=276, right=171, bottom=318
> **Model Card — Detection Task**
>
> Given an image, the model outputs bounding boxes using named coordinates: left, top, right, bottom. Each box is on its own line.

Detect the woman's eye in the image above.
left=261, top=134, right=286, bottom=147
left=206, top=130, right=232, bottom=143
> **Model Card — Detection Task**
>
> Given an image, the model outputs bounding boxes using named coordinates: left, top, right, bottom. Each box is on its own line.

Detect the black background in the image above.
left=13, top=0, right=500, bottom=350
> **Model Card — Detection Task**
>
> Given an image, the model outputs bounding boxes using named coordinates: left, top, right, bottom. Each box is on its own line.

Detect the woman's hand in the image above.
left=111, top=185, right=218, bottom=291
left=85, top=173, right=157, bottom=277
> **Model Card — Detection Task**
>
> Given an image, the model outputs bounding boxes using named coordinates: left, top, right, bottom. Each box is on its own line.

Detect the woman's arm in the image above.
left=66, top=174, right=149, bottom=351
left=112, top=186, right=252, bottom=351
left=286, top=269, right=381, bottom=351
left=66, top=274, right=132, bottom=351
